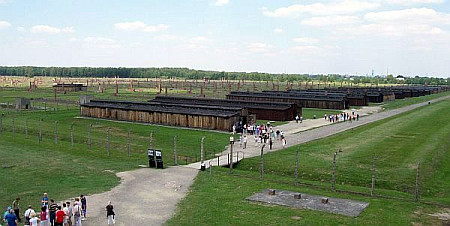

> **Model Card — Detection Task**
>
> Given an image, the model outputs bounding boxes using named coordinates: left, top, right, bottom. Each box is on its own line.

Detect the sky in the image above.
left=0, top=0, right=449, bottom=77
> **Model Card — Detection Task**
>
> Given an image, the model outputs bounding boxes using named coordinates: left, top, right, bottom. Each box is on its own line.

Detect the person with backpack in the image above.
left=72, top=201, right=82, bottom=226
left=24, top=205, right=36, bottom=225
left=106, top=201, right=115, bottom=226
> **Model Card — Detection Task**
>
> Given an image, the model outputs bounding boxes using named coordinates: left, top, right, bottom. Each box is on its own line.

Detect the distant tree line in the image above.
left=0, top=66, right=448, bottom=85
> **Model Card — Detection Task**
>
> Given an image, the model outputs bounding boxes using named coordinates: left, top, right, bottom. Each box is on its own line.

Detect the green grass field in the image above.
left=168, top=98, right=450, bottom=225
left=0, top=108, right=233, bottom=212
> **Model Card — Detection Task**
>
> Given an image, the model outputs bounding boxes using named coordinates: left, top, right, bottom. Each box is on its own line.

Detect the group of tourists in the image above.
left=324, top=112, right=359, bottom=123
left=2, top=193, right=115, bottom=226
left=239, top=122, right=287, bottom=150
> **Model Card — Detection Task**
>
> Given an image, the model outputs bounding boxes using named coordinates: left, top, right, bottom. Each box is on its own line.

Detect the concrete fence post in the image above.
left=54, top=121, right=58, bottom=144
left=371, top=158, right=376, bottom=197
left=149, top=132, right=153, bottom=150
left=87, top=124, right=92, bottom=149
left=201, top=136, right=205, bottom=164
left=127, top=129, right=131, bottom=157
left=12, top=117, right=15, bottom=136
left=38, top=119, right=42, bottom=143
left=0, top=113, right=2, bottom=133
left=260, top=144, right=265, bottom=180
left=24, top=119, right=28, bottom=138
left=106, top=127, right=111, bottom=156
left=173, top=135, right=178, bottom=165
left=331, top=152, right=337, bottom=192
left=70, top=122, right=74, bottom=146
left=415, top=160, right=421, bottom=202
left=295, top=149, right=299, bottom=185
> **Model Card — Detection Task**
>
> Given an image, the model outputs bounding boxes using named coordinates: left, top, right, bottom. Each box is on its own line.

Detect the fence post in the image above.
left=87, top=124, right=92, bottom=149
left=127, top=129, right=131, bottom=157
left=54, top=121, right=58, bottom=144
left=173, top=135, right=178, bottom=165
left=295, top=149, right=299, bottom=185
left=0, top=113, right=2, bottom=133
left=12, top=117, right=15, bottom=136
left=106, top=127, right=111, bottom=156
left=24, top=119, right=28, bottom=138
left=70, top=122, right=74, bottom=147
left=331, top=152, right=337, bottom=192
left=201, top=136, right=205, bottom=164
left=38, top=119, right=42, bottom=143
left=149, top=132, right=153, bottom=149
left=371, top=158, right=376, bottom=197
left=260, top=144, right=265, bottom=180
left=229, top=142, right=233, bottom=174
left=415, top=160, right=421, bottom=202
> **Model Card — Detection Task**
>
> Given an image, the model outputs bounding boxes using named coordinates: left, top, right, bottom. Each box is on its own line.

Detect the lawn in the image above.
left=0, top=109, right=232, bottom=213
left=237, top=99, right=450, bottom=203
left=168, top=168, right=443, bottom=226
left=168, top=98, right=450, bottom=225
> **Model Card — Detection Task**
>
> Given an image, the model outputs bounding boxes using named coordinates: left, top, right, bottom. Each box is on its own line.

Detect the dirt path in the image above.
left=82, top=167, right=198, bottom=226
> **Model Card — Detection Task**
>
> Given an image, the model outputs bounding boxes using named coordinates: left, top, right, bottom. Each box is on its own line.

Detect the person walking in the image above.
left=12, top=197, right=21, bottom=223
left=243, top=136, right=247, bottom=149
left=80, top=195, right=87, bottom=221
left=55, top=206, right=65, bottom=226
left=49, top=200, right=58, bottom=226
left=106, top=201, right=115, bottom=226
left=65, top=202, right=72, bottom=226
left=29, top=213, right=39, bottom=226
left=295, top=115, right=299, bottom=123
left=24, top=205, right=36, bottom=225
left=41, top=193, right=49, bottom=208
left=40, top=206, right=49, bottom=226
left=72, top=200, right=82, bottom=226
left=4, top=209, right=18, bottom=226
left=62, top=203, right=69, bottom=226
left=269, top=138, right=273, bottom=150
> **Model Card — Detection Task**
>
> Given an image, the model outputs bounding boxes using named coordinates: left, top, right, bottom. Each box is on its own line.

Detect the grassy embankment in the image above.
left=169, top=98, right=450, bottom=225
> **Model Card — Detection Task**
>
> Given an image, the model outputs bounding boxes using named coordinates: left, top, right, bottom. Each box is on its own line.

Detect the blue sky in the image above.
left=0, top=0, right=449, bottom=77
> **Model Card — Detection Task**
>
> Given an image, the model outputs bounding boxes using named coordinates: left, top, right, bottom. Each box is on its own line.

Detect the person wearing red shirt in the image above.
left=55, top=206, right=65, bottom=226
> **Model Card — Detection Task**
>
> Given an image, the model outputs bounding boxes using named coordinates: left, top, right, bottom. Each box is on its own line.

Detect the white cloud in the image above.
left=292, top=37, right=319, bottom=44
left=30, top=25, right=75, bottom=34
left=186, top=36, right=213, bottom=49
left=0, top=21, right=11, bottom=30
left=247, top=42, right=274, bottom=53
left=386, top=0, right=444, bottom=6
left=301, top=15, right=359, bottom=26
left=61, top=27, right=75, bottom=33
left=16, top=26, right=26, bottom=32
left=156, top=34, right=180, bottom=41
left=273, top=28, right=283, bottom=33
left=364, top=8, right=450, bottom=24
left=215, top=0, right=229, bottom=6
left=83, top=36, right=121, bottom=49
left=114, top=21, right=169, bottom=32
left=291, top=45, right=321, bottom=52
left=263, top=0, right=379, bottom=17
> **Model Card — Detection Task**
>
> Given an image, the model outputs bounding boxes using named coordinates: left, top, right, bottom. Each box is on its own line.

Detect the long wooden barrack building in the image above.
left=81, top=100, right=245, bottom=131
left=226, top=91, right=349, bottom=110
left=53, top=83, right=87, bottom=93
left=151, top=96, right=299, bottom=121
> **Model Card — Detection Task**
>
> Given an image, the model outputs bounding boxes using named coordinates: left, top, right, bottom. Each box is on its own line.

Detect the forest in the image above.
left=0, top=66, right=448, bottom=85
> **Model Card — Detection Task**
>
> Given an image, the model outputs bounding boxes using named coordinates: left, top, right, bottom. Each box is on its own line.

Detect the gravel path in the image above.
left=82, top=167, right=198, bottom=226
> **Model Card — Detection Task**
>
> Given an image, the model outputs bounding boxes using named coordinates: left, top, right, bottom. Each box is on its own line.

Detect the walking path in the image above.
left=84, top=95, right=449, bottom=226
